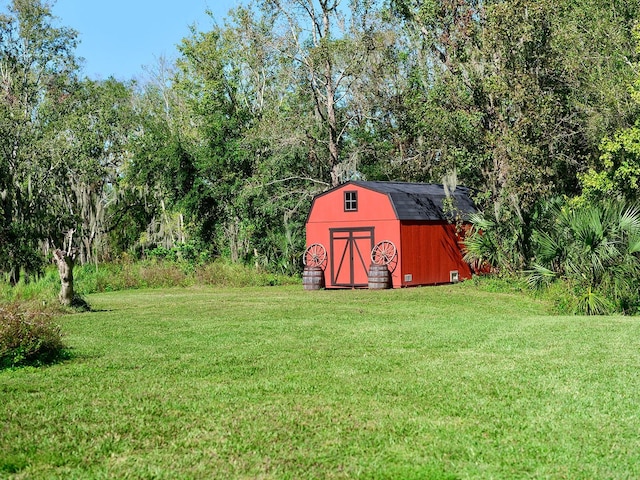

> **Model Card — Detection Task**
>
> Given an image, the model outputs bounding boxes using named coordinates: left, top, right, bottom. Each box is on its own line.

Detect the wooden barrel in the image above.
left=368, top=263, right=391, bottom=289
left=302, top=266, right=325, bottom=290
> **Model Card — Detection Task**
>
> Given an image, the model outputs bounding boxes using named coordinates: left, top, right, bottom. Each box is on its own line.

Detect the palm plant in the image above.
left=528, top=200, right=640, bottom=314
left=463, top=210, right=528, bottom=274
left=463, top=212, right=503, bottom=272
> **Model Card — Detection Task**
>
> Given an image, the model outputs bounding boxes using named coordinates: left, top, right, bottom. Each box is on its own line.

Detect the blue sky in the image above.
left=50, top=0, right=240, bottom=81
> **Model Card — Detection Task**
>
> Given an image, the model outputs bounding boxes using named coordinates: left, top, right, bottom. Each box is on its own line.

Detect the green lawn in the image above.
left=2, top=284, right=640, bottom=479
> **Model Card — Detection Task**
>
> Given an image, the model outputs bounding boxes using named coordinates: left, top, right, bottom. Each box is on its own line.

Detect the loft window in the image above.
left=344, top=191, right=358, bottom=211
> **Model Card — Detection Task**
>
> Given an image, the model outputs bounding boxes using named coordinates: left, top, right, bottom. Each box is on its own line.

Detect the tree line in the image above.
left=1, top=0, right=639, bottom=301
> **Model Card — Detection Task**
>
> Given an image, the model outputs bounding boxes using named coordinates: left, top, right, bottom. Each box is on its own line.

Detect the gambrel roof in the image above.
left=349, top=181, right=477, bottom=221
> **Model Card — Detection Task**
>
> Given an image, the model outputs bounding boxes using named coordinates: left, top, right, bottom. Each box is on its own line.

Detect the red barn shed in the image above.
left=304, top=181, right=477, bottom=289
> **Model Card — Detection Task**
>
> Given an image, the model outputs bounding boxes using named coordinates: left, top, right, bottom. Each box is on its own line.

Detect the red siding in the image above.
left=400, top=222, right=472, bottom=285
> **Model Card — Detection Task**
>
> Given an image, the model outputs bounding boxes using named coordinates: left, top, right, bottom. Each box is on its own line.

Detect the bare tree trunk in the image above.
left=53, top=249, right=76, bottom=306
left=267, top=0, right=346, bottom=186
left=9, top=267, right=20, bottom=286
left=326, top=55, right=340, bottom=187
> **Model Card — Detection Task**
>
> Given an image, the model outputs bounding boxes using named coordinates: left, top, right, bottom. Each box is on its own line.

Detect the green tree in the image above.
left=578, top=24, right=640, bottom=204
left=174, top=23, right=254, bottom=259
left=125, top=20, right=257, bottom=262
left=0, top=0, right=79, bottom=282
left=121, top=65, right=192, bottom=257
left=253, top=0, right=390, bottom=186
left=46, top=77, right=137, bottom=264
left=392, top=0, right=638, bottom=271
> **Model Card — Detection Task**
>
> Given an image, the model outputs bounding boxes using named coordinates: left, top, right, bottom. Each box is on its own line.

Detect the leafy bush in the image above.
left=0, top=305, right=67, bottom=368
left=528, top=200, right=640, bottom=315
left=147, top=246, right=177, bottom=261
left=463, top=199, right=563, bottom=275
left=145, top=242, right=212, bottom=265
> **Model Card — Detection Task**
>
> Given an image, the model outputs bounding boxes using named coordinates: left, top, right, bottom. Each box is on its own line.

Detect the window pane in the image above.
left=345, top=191, right=357, bottom=211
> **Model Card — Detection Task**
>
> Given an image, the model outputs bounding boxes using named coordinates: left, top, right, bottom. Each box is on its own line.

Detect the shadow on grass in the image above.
left=0, top=454, right=28, bottom=475
left=0, top=347, right=76, bottom=371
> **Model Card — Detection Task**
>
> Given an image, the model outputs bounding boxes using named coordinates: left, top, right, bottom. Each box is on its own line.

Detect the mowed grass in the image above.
left=2, top=284, right=640, bottom=479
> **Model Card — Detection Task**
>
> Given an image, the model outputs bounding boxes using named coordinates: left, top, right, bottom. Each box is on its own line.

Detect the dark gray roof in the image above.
left=351, top=181, right=477, bottom=221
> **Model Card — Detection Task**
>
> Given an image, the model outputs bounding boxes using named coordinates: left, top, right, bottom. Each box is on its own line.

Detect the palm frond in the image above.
left=575, top=287, right=612, bottom=315
left=620, top=204, right=640, bottom=237
left=525, top=264, right=557, bottom=289
left=532, top=230, right=563, bottom=265
left=628, top=234, right=640, bottom=255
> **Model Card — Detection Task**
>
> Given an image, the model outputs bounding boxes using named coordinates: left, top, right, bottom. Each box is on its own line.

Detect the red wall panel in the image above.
left=400, top=222, right=472, bottom=285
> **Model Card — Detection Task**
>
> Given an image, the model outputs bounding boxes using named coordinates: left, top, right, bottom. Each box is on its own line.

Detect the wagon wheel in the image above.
left=371, top=240, right=397, bottom=272
left=303, top=243, right=327, bottom=269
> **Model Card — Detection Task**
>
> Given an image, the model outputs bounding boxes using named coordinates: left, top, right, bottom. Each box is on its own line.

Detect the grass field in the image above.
left=2, top=284, right=640, bottom=479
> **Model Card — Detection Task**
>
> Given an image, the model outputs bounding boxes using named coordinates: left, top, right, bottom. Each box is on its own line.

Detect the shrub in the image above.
left=528, top=200, right=640, bottom=314
left=0, top=305, right=67, bottom=368
left=147, top=246, right=177, bottom=261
